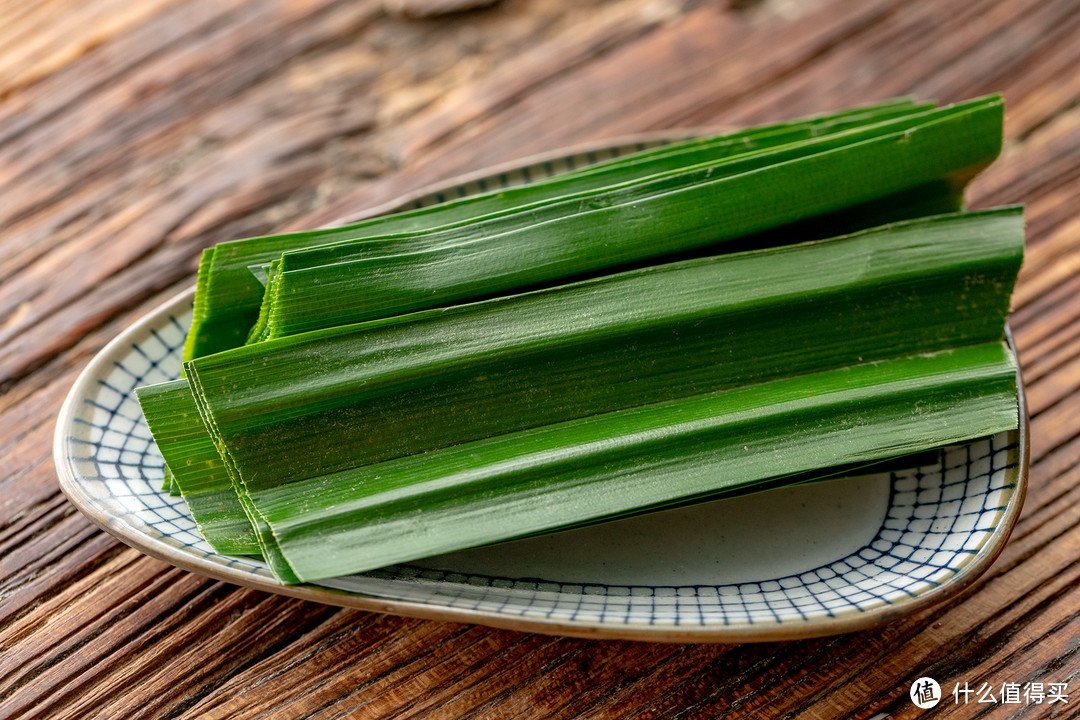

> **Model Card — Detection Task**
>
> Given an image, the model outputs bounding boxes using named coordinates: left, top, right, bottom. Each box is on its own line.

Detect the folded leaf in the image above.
left=185, top=98, right=936, bottom=357
left=257, top=341, right=1018, bottom=582
left=137, top=380, right=257, bottom=553
left=256, top=97, right=1002, bottom=339
left=161, top=208, right=1021, bottom=567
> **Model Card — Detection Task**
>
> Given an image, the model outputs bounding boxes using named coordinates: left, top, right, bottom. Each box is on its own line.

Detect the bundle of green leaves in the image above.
left=137, top=96, right=1023, bottom=584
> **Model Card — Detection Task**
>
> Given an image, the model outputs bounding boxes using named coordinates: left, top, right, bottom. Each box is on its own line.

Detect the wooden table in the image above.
left=3, top=0, right=1079, bottom=717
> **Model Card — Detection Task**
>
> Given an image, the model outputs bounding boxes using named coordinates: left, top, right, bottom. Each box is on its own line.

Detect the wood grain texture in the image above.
left=2, top=0, right=1079, bottom=717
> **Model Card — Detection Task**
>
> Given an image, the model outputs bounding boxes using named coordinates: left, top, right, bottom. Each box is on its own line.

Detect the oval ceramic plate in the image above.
left=54, top=137, right=1029, bottom=643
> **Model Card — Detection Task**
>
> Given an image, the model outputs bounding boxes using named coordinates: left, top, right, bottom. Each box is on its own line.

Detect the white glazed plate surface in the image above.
left=54, top=138, right=1028, bottom=643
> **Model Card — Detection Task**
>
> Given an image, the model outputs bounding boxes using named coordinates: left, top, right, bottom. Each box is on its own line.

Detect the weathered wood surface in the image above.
left=2, top=0, right=1079, bottom=717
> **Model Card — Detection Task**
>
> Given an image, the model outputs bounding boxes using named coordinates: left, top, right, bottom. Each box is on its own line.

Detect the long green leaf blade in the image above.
left=136, top=380, right=260, bottom=553
left=260, top=97, right=1002, bottom=338
left=257, top=341, right=1018, bottom=582
left=185, top=99, right=936, bottom=356
left=181, top=209, right=1021, bottom=536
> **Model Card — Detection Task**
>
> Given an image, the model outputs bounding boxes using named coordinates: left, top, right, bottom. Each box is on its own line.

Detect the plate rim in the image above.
left=53, top=137, right=1030, bottom=643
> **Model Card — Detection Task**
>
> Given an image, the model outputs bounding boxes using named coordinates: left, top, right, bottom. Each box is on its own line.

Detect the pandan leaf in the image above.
left=184, top=98, right=936, bottom=357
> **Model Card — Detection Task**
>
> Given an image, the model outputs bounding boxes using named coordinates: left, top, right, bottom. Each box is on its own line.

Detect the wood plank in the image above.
left=3, top=0, right=1080, bottom=717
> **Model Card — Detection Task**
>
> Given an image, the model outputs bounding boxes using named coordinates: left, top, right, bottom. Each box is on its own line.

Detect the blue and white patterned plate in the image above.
left=54, top=137, right=1028, bottom=642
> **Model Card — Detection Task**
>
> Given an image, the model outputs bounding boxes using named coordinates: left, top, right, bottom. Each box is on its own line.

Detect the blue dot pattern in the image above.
left=58, top=143, right=1022, bottom=630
